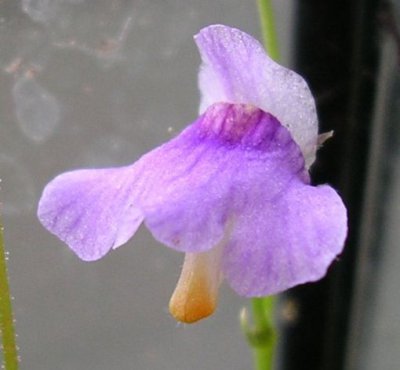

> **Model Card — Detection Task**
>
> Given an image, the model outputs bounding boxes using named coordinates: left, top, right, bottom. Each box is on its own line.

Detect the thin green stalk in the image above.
left=241, top=297, right=276, bottom=370
left=0, top=215, right=19, bottom=369
left=257, top=0, right=281, bottom=61
left=244, top=1, right=281, bottom=369
left=250, top=298, right=276, bottom=370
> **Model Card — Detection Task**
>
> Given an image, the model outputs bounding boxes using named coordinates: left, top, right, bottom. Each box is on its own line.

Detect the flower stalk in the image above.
left=246, top=0, right=280, bottom=369
left=250, top=298, right=276, bottom=370
left=257, top=0, right=280, bottom=61
left=0, top=214, right=19, bottom=370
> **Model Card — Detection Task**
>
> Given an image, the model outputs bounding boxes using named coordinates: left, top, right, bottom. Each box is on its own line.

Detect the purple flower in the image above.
left=38, top=25, right=347, bottom=323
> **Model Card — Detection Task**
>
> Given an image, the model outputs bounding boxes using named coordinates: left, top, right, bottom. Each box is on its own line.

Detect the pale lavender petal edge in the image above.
left=194, top=24, right=318, bottom=167
left=37, top=166, right=144, bottom=261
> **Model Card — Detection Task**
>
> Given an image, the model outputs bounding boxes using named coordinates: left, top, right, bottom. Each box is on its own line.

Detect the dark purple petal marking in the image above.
left=195, top=25, right=319, bottom=167
left=136, top=103, right=309, bottom=254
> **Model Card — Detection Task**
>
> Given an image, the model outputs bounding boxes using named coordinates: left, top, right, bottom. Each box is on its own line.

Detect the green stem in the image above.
left=0, top=215, right=19, bottom=369
left=257, top=0, right=281, bottom=61
left=244, top=1, right=281, bottom=369
left=246, top=297, right=276, bottom=370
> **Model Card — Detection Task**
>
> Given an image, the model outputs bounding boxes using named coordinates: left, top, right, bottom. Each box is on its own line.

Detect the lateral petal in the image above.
left=222, top=180, right=347, bottom=297
left=37, top=166, right=144, bottom=261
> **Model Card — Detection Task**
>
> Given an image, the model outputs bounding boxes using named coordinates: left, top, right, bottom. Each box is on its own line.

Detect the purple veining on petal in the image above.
left=138, top=103, right=309, bottom=253
left=195, top=25, right=319, bottom=167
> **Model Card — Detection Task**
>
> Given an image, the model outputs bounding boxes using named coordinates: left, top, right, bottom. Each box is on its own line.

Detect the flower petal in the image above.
left=138, top=102, right=309, bottom=254
left=137, top=114, right=232, bottom=254
left=195, top=25, right=318, bottom=167
left=222, top=180, right=347, bottom=297
left=37, top=166, right=144, bottom=261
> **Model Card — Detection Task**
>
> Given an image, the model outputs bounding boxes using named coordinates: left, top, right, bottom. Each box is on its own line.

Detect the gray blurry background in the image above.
left=0, top=1, right=294, bottom=369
